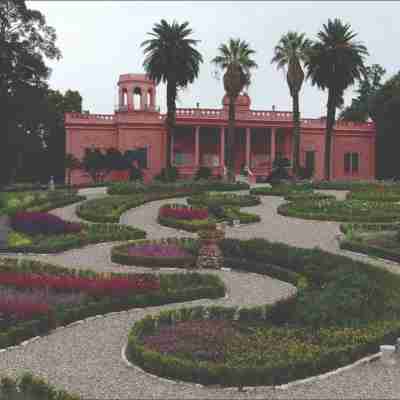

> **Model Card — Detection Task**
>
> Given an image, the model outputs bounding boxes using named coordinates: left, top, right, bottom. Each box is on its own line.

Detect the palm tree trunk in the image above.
left=166, top=81, right=177, bottom=169
left=292, top=91, right=301, bottom=177
left=226, top=96, right=236, bottom=182
left=324, top=89, right=337, bottom=181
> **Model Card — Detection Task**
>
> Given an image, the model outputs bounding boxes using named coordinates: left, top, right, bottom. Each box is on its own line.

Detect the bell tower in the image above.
left=117, top=73, right=157, bottom=112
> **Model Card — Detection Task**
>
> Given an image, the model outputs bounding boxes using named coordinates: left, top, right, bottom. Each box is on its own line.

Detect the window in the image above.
left=125, top=148, right=148, bottom=169
left=344, top=152, right=359, bottom=174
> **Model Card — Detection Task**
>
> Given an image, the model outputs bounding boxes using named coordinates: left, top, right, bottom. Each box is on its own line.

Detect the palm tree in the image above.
left=212, top=39, right=257, bottom=182
left=271, top=32, right=311, bottom=177
left=141, top=20, right=203, bottom=168
left=306, top=19, right=368, bottom=180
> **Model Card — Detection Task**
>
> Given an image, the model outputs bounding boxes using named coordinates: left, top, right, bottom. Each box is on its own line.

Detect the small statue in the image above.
left=49, top=176, right=55, bottom=191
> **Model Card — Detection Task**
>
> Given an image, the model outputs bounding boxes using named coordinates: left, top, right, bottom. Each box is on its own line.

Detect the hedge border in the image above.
left=340, top=239, right=400, bottom=263
left=0, top=258, right=225, bottom=350
left=1, top=223, right=146, bottom=254
left=126, top=307, right=400, bottom=387
left=277, top=202, right=400, bottom=223
left=0, top=372, right=80, bottom=399
left=111, top=239, right=196, bottom=268
left=187, top=193, right=261, bottom=208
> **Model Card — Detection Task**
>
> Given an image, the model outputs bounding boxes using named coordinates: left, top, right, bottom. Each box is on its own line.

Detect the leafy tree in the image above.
left=0, top=0, right=61, bottom=183
left=141, top=19, right=203, bottom=168
left=339, top=64, right=386, bottom=122
left=306, top=19, right=368, bottom=180
left=81, top=148, right=109, bottom=183
left=212, top=39, right=257, bottom=182
left=64, top=153, right=80, bottom=186
left=271, top=31, right=311, bottom=177
left=368, top=71, right=400, bottom=179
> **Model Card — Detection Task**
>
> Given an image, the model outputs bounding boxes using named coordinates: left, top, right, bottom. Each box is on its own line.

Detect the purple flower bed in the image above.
left=127, top=244, right=190, bottom=258
left=159, top=205, right=208, bottom=221
left=11, top=212, right=82, bottom=236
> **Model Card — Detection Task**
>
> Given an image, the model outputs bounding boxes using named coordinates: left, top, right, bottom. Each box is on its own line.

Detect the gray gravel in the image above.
left=1, top=189, right=400, bottom=399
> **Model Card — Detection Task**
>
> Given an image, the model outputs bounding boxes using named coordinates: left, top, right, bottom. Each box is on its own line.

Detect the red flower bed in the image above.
left=159, top=205, right=208, bottom=220
left=0, top=298, right=50, bottom=320
left=11, top=212, right=82, bottom=236
left=0, top=272, right=160, bottom=296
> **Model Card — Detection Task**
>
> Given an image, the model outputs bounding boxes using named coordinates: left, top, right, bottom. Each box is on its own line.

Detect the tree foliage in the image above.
left=271, top=31, right=311, bottom=176
left=306, top=19, right=368, bottom=180
left=0, top=0, right=62, bottom=184
left=339, top=64, right=386, bottom=122
left=141, top=19, right=203, bottom=167
left=212, top=39, right=257, bottom=181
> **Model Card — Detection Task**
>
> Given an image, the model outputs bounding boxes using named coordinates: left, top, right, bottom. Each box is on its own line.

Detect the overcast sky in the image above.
left=29, top=1, right=399, bottom=118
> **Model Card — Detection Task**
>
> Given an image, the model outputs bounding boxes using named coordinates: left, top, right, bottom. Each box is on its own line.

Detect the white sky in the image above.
left=29, top=1, right=400, bottom=117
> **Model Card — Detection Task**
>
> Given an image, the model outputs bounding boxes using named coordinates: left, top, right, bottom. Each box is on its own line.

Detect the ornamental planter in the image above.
left=196, top=229, right=225, bottom=269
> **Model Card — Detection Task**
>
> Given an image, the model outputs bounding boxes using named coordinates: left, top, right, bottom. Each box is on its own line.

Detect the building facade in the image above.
left=65, top=73, right=376, bottom=185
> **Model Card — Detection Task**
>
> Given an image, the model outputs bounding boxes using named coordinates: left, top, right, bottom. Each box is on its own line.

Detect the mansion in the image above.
left=65, top=73, right=376, bottom=185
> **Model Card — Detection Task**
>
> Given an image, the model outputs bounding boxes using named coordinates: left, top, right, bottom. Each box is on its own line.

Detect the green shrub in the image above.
left=154, top=167, right=179, bottom=183
left=4, top=223, right=146, bottom=253
left=0, top=373, right=81, bottom=400
left=194, top=167, right=212, bottom=181
left=188, top=193, right=260, bottom=208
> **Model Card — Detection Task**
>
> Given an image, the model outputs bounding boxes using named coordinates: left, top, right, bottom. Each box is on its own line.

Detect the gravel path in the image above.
left=2, top=189, right=400, bottom=399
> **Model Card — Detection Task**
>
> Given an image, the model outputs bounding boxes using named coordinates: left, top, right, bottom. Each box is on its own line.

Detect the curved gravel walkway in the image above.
left=2, top=189, right=400, bottom=399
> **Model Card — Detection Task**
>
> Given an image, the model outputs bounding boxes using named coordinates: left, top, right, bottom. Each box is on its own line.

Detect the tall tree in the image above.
left=0, top=0, right=61, bottom=183
left=212, top=39, right=257, bottom=182
left=369, top=71, right=400, bottom=179
left=339, top=64, right=386, bottom=122
left=141, top=19, right=203, bottom=168
left=306, top=19, right=368, bottom=180
left=271, top=31, right=311, bottom=177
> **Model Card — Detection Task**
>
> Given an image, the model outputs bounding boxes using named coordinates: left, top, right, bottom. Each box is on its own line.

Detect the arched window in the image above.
left=133, top=87, right=142, bottom=110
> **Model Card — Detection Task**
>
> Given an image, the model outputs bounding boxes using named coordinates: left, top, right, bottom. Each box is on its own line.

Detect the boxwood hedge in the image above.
left=0, top=258, right=225, bottom=350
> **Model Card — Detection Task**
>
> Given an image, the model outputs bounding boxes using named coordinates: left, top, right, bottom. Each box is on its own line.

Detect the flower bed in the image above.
left=0, top=258, right=225, bottom=349
left=159, top=204, right=208, bottom=220
left=157, top=204, right=260, bottom=232
left=347, top=186, right=400, bottom=202
left=187, top=193, right=260, bottom=208
left=340, top=228, right=400, bottom=263
left=278, top=198, right=400, bottom=223
left=126, top=237, right=400, bottom=387
left=111, top=239, right=197, bottom=268
left=3, top=223, right=146, bottom=253
left=11, top=211, right=82, bottom=236
left=0, top=373, right=80, bottom=399
left=1, top=190, right=85, bottom=217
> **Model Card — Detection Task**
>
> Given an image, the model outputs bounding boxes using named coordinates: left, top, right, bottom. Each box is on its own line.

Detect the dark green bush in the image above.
left=194, top=167, right=212, bottom=181
left=0, top=373, right=81, bottom=400
left=154, top=167, right=179, bottom=183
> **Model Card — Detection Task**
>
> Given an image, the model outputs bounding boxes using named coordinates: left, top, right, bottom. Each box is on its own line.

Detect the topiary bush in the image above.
left=194, top=167, right=212, bottom=181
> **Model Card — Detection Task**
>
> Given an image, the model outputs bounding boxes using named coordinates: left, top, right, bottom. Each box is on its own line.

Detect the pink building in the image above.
left=65, top=73, right=376, bottom=185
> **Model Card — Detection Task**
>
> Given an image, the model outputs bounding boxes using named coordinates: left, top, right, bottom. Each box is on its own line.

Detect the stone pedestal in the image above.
left=196, top=242, right=223, bottom=269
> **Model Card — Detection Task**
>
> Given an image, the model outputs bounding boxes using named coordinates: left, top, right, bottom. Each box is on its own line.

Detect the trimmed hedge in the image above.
left=2, top=223, right=146, bottom=253
left=107, top=181, right=250, bottom=195
left=0, top=372, right=80, bottom=399
left=111, top=239, right=196, bottom=268
left=250, top=184, right=312, bottom=197
left=0, top=258, right=225, bottom=350
left=187, top=193, right=260, bottom=208
left=76, top=190, right=198, bottom=223
left=278, top=198, right=400, bottom=223
left=125, top=237, right=400, bottom=387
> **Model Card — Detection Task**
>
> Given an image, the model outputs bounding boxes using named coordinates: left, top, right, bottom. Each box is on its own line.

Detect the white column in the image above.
left=246, top=127, right=251, bottom=168
left=271, top=127, right=276, bottom=164
left=195, top=126, right=200, bottom=166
